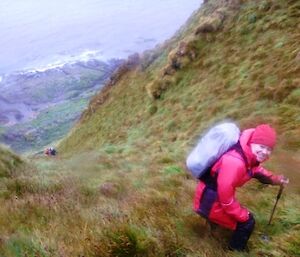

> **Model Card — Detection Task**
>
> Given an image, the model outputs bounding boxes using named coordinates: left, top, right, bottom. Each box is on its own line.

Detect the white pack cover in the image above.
left=186, top=122, right=240, bottom=179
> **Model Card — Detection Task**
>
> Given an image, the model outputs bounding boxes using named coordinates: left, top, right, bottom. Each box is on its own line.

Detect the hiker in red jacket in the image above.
left=194, top=124, right=289, bottom=251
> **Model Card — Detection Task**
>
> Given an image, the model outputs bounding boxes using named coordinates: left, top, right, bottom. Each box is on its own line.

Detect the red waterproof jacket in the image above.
left=193, top=128, right=282, bottom=230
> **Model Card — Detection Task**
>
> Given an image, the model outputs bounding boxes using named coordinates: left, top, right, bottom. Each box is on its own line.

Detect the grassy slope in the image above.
left=0, top=0, right=299, bottom=256
left=0, top=145, right=24, bottom=178
left=59, top=0, right=300, bottom=154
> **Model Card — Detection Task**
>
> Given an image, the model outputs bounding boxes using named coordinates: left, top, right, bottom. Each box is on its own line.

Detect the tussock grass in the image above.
left=1, top=0, right=299, bottom=256
left=0, top=145, right=24, bottom=178
left=0, top=147, right=299, bottom=256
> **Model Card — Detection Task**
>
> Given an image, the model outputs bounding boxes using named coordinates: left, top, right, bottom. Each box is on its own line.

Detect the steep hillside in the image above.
left=0, top=0, right=299, bottom=256
left=54, top=0, right=299, bottom=255
left=59, top=0, right=300, bottom=155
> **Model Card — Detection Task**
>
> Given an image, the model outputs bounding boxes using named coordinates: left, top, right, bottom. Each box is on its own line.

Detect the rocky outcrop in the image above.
left=145, top=38, right=198, bottom=99
left=194, top=0, right=241, bottom=35
left=195, top=11, right=225, bottom=34
left=107, top=53, right=140, bottom=86
left=164, top=41, right=197, bottom=73
left=145, top=0, right=243, bottom=100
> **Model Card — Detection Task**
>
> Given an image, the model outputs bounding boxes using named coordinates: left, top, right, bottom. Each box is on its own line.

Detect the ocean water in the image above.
left=0, top=0, right=201, bottom=75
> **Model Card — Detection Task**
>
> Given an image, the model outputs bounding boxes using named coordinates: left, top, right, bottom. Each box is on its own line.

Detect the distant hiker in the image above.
left=44, top=147, right=57, bottom=156
left=192, top=124, right=289, bottom=252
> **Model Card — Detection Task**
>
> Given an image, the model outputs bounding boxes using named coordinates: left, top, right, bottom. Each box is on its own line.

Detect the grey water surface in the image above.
left=0, top=0, right=201, bottom=75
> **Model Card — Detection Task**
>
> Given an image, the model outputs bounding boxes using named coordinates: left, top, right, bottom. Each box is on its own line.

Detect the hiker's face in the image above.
left=250, top=143, right=272, bottom=162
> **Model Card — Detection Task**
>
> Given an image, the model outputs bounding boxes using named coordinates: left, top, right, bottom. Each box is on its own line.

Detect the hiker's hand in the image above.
left=276, top=175, right=289, bottom=186
left=279, top=176, right=289, bottom=185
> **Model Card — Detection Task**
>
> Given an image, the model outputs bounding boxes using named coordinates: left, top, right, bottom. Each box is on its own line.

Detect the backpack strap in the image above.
left=201, top=141, right=252, bottom=188
left=231, top=142, right=253, bottom=177
left=200, top=167, right=218, bottom=190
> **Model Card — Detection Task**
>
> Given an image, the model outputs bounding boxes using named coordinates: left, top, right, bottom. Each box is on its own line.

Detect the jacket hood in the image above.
left=239, top=128, right=259, bottom=167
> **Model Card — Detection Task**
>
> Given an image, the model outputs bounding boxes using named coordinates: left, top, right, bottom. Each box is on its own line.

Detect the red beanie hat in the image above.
left=250, top=124, right=277, bottom=148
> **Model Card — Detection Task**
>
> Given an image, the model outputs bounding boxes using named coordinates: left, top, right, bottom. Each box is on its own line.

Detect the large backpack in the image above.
left=186, top=122, right=240, bottom=180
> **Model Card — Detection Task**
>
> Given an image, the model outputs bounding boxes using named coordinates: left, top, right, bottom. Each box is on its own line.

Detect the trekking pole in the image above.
left=268, top=184, right=284, bottom=225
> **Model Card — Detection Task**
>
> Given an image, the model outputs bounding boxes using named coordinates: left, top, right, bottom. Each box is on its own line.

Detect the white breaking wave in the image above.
left=22, top=49, right=105, bottom=73
left=0, top=0, right=201, bottom=75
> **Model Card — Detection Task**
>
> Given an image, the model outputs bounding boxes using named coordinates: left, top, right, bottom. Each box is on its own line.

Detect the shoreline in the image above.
left=0, top=49, right=110, bottom=79
left=0, top=56, right=123, bottom=153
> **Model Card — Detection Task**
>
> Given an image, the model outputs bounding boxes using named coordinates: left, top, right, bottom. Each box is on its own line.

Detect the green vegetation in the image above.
left=0, top=145, right=24, bottom=178
left=0, top=61, right=115, bottom=153
left=59, top=0, right=300, bottom=154
left=0, top=0, right=299, bottom=256
left=2, top=98, right=89, bottom=153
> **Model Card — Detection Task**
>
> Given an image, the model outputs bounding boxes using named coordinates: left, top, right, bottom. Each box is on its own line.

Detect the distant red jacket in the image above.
left=193, top=128, right=281, bottom=230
